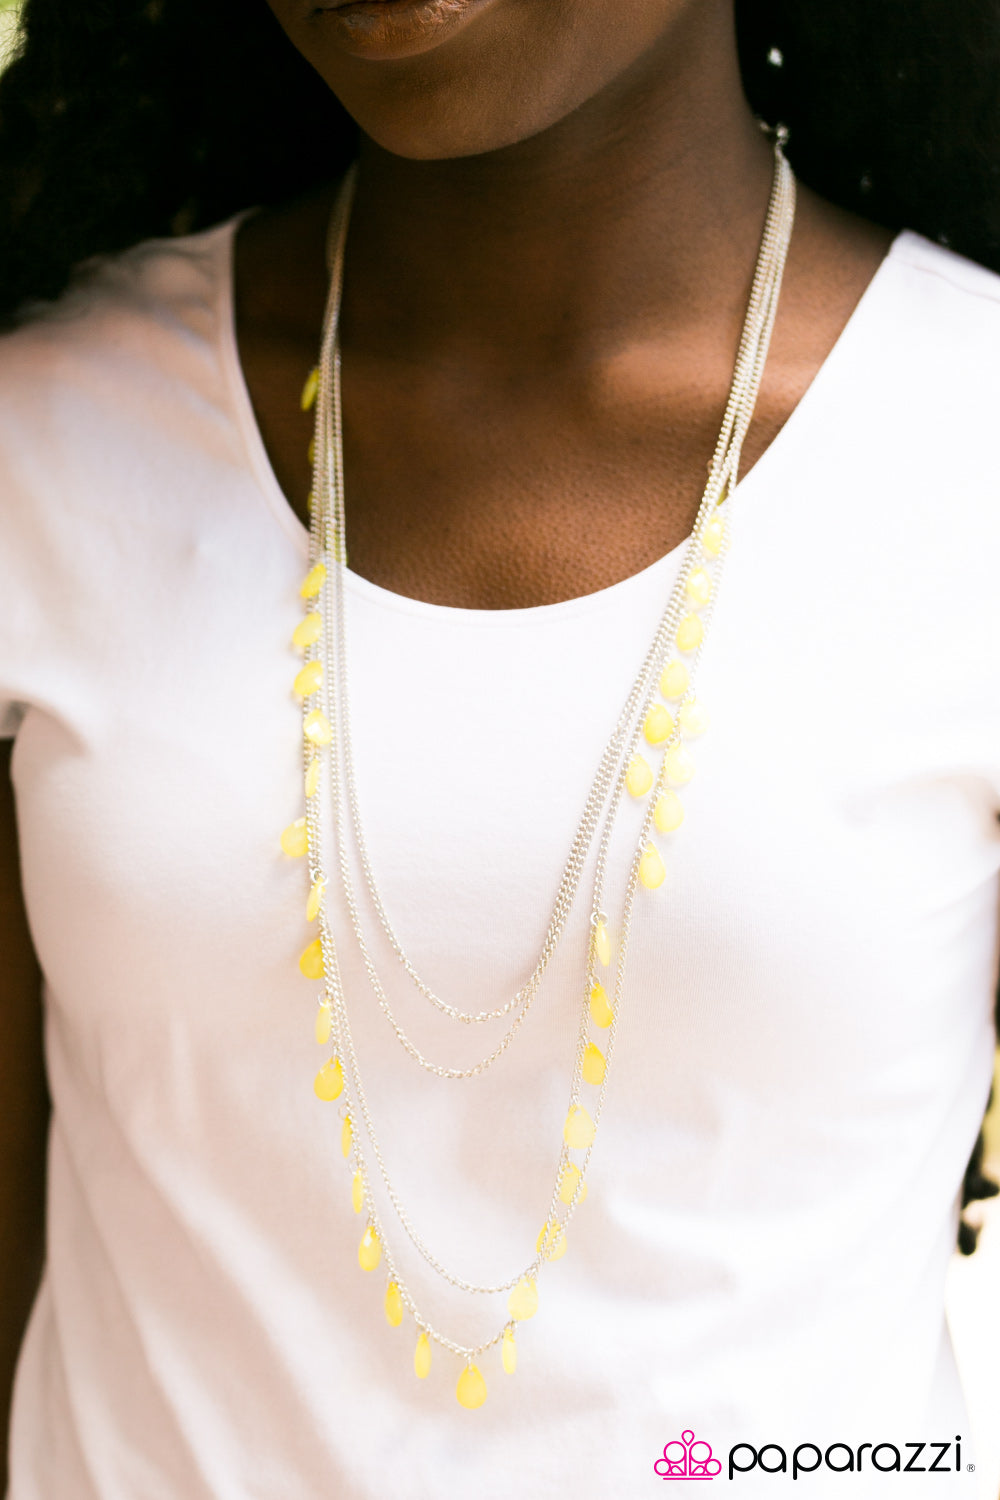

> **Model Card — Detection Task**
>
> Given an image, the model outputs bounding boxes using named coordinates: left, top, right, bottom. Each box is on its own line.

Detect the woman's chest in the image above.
left=14, top=490, right=999, bottom=1128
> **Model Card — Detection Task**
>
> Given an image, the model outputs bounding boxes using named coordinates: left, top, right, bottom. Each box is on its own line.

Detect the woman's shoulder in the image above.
left=0, top=212, right=245, bottom=401
left=851, top=230, right=1000, bottom=442
left=877, top=229, right=1000, bottom=377
left=0, top=213, right=250, bottom=595
left=0, top=213, right=251, bottom=556
left=888, top=229, right=1000, bottom=305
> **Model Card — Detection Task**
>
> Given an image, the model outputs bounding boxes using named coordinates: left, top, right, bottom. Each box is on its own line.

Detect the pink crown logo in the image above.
left=654, top=1430, right=722, bottom=1481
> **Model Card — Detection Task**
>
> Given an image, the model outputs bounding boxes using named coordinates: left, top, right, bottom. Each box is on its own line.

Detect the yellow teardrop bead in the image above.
left=536, top=1220, right=568, bottom=1261
left=300, top=562, right=326, bottom=599
left=292, top=612, right=322, bottom=651
left=563, top=1104, right=596, bottom=1150
left=702, top=514, right=725, bottom=556
left=589, top=982, right=613, bottom=1029
left=582, top=1042, right=606, bottom=1087
left=654, top=790, right=685, bottom=833
left=639, top=842, right=666, bottom=889
left=314, top=1004, right=332, bottom=1046
left=558, top=1161, right=588, bottom=1206
left=301, top=365, right=319, bottom=412
left=351, top=1170, right=364, bottom=1214
left=307, top=437, right=316, bottom=466
left=304, top=757, right=321, bottom=800
left=313, top=1057, right=343, bottom=1101
left=306, top=875, right=326, bottom=923
left=303, top=708, right=332, bottom=746
left=685, top=567, right=712, bottom=606
left=676, top=612, right=704, bottom=653
left=384, top=1281, right=404, bottom=1328
left=664, top=743, right=695, bottom=785
left=593, top=919, right=611, bottom=968
left=507, top=1277, right=539, bottom=1321
left=414, top=1331, right=432, bottom=1379
left=293, top=660, right=323, bottom=699
left=643, top=704, right=675, bottom=746
left=341, top=1114, right=353, bottom=1159
left=625, top=754, right=653, bottom=798
left=280, top=818, right=308, bottom=858
left=456, top=1364, right=487, bottom=1410
left=299, top=936, right=326, bottom=984
left=679, top=700, right=709, bottom=737
left=502, top=1327, right=517, bottom=1375
left=659, top=659, right=690, bottom=699
left=358, top=1225, right=381, bottom=1272
left=299, top=937, right=324, bottom=979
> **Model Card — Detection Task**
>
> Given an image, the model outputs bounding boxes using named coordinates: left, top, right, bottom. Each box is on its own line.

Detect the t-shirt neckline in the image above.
left=217, top=212, right=905, bottom=626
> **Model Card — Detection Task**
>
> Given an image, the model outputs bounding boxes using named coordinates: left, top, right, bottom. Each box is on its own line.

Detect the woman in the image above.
left=1, top=0, right=998, bottom=1494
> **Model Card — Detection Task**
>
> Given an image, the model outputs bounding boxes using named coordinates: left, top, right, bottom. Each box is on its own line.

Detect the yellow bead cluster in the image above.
left=285, top=389, right=521, bottom=1410
left=513, top=904, right=618, bottom=1322
left=626, top=506, right=721, bottom=890
left=280, top=389, right=350, bottom=1127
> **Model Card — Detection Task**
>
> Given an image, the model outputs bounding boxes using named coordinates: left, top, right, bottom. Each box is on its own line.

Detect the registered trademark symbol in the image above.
left=967, top=1464, right=975, bottom=1472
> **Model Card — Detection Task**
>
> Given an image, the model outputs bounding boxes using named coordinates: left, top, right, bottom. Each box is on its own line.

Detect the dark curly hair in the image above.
left=0, top=0, right=998, bottom=1247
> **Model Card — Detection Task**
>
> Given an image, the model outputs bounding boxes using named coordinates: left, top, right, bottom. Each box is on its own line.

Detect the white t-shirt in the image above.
left=1, top=216, right=998, bottom=1500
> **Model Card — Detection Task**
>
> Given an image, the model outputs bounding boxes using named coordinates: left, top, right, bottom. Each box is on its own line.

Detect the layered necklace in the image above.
left=280, top=133, right=796, bottom=1408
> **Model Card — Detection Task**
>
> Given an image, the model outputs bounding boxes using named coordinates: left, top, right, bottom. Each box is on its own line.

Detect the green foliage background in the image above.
left=0, top=0, right=21, bottom=72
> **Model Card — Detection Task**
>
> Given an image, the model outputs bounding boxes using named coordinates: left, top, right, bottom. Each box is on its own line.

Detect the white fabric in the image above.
left=1, top=218, right=999, bottom=1499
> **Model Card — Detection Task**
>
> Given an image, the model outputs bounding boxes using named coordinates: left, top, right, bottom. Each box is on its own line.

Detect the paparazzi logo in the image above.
left=729, top=1437, right=966, bottom=1480
left=655, top=1430, right=722, bottom=1480
left=655, top=1433, right=970, bottom=1482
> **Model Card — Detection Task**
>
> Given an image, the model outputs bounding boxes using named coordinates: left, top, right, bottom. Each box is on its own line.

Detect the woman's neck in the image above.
left=343, top=7, right=774, bottom=365
left=234, top=1, right=893, bottom=608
